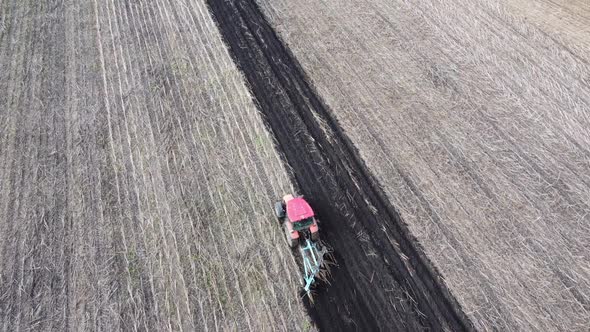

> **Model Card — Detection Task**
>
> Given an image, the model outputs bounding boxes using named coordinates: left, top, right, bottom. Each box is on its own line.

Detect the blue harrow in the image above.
left=299, top=239, right=333, bottom=297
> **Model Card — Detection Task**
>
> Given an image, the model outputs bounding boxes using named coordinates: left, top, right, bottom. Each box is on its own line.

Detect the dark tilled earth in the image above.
left=206, top=0, right=474, bottom=330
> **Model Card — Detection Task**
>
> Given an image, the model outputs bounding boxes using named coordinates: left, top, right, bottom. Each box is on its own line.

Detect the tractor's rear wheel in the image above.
left=284, top=223, right=298, bottom=248
left=311, top=231, right=320, bottom=242
left=274, top=201, right=285, bottom=220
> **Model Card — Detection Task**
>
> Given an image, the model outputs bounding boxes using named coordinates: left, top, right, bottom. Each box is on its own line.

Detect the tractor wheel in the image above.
left=274, top=201, right=285, bottom=220
left=284, top=223, right=298, bottom=248
left=311, top=231, right=320, bottom=242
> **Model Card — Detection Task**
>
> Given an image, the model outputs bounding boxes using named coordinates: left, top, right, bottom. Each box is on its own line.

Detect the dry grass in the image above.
left=506, top=0, right=590, bottom=60
left=257, top=0, right=590, bottom=330
left=0, top=0, right=310, bottom=330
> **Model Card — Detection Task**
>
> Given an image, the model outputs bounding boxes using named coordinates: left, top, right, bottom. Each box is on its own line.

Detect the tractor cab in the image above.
left=275, top=194, right=320, bottom=246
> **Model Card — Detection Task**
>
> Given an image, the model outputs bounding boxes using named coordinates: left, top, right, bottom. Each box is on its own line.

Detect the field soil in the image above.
left=255, top=0, right=590, bottom=330
left=0, top=0, right=310, bottom=330
left=207, top=1, right=471, bottom=331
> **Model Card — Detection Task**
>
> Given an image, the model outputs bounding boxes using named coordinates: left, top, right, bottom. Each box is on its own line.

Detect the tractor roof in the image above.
left=287, top=197, right=315, bottom=222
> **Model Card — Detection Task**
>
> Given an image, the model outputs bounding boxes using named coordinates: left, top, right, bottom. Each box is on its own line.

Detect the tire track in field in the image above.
left=67, top=0, right=119, bottom=328
left=33, top=0, right=70, bottom=328
left=181, top=1, right=308, bottom=328
left=0, top=0, right=32, bottom=284
left=0, top=1, right=48, bottom=329
left=207, top=0, right=473, bottom=331
left=94, top=0, right=148, bottom=328
left=91, top=0, right=307, bottom=329
left=151, top=1, right=290, bottom=328
left=132, top=1, right=240, bottom=328
left=137, top=2, right=238, bottom=327
left=116, top=2, right=196, bottom=329
left=108, top=1, right=177, bottom=327
left=92, top=0, right=135, bottom=329
left=125, top=2, right=221, bottom=328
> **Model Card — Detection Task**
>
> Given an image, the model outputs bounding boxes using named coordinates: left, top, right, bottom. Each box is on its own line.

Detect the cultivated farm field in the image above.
left=2, top=0, right=590, bottom=330
left=0, top=0, right=310, bottom=330
left=257, top=0, right=590, bottom=330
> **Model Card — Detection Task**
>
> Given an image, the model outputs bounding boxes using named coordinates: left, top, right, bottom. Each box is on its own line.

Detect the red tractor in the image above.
left=275, top=194, right=320, bottom=248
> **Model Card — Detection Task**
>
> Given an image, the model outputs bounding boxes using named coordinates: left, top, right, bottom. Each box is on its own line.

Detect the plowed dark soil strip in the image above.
left=207, top=1, right=474, bottom=331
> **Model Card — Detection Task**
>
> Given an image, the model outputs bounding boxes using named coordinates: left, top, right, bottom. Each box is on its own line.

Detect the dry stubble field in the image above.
left=0, top=0, right=311, bottom=330
left=257, top=0, right=590, bottom=330
left=2, top=0, right=590, bottom=330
